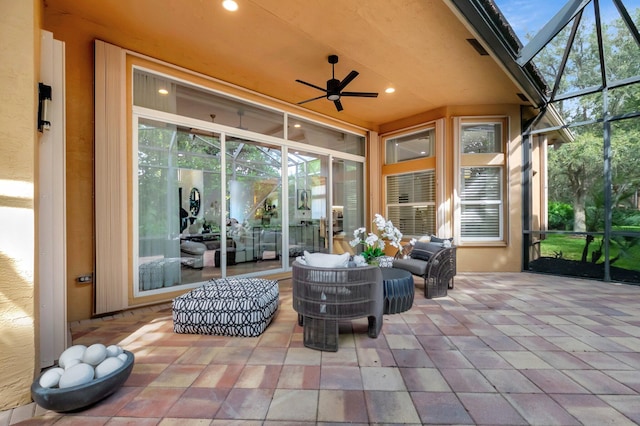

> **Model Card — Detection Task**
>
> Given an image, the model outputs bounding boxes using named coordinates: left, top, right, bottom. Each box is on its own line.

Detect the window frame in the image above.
left=384, top=127, right=435, bottom=165
left=454, top=116, right=509, bottom=244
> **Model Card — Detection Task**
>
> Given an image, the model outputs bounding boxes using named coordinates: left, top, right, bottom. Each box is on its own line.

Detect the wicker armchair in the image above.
left=393, top=242, right=456, bottom=299
left=292, top=261, right=384, bottom=351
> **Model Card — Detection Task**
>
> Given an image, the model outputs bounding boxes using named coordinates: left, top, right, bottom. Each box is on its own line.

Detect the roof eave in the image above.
left=447, top=0, right=548, bottom=108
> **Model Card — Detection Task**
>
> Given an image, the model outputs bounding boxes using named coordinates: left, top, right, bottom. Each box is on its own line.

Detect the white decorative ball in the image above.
left=58, top=363, right=95, bottom=388
left=106, top=344, right=123, bottom=358
left=58, top=345, right=87, bottom=369
left=39, top=367, right=64, bottom=388
left=94, top=357, right=124, bottom=379
left=83, top=343, right=107, bottom=366
left=117, top=353, right=128, bottom=363
left=63, top=358, right=82, bottom=370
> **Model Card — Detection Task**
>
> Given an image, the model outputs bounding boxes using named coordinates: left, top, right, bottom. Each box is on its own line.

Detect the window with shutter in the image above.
left=386, top=170, right=436, bottom=237
left=455, top=117, right=507, bottom=243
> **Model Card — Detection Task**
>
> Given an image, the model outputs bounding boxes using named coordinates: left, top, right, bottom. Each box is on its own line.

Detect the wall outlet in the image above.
left=77, top=274, right=93, bottom=283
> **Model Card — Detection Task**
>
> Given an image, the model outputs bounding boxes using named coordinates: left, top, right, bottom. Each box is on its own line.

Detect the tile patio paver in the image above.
left=411, top=391, right=474, bottom=425
left=317, top=389, right=369, bottom=423
left=364, top=390, right=421, bottom=424
left=551, top=393, right=638, bottom=425
left=458, top=392, right=528, bottom=425
left=504, top=393, right=581, bottom=425
left=480, top=368, right=543, bottom=393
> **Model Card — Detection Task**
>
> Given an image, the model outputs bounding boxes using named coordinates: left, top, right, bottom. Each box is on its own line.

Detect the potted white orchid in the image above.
left=349, top=214, right=403, bottom=265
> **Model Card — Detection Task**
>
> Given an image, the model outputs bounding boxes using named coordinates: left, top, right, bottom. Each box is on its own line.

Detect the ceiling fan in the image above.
left=296, top=55, right=378, bottom=112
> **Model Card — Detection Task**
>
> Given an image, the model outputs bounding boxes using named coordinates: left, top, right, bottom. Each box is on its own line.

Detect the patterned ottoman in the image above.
left=172, top=278, right=279, bottom=337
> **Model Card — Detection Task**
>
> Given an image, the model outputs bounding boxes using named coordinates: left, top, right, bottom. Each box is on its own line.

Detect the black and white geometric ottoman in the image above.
left=172, top=278, right=279, bottom=337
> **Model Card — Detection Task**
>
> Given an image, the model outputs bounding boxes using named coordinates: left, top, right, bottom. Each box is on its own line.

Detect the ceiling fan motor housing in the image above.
left=327, top=78, right=341, bottom=100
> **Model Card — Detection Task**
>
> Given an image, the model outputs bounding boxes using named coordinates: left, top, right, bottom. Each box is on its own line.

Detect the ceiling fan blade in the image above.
left=295, top=79, right=327, bottom=93
left=297, top=94, right=326, bottom=105
left=334, top=99, right=343, bottom=112
left=341, top=91, right=379, bottom=98
left=336, top=70, right=359, bottom=91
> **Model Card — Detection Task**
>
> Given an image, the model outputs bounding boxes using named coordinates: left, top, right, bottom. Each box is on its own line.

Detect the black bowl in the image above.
left=31, top=350, right=134, bottom=412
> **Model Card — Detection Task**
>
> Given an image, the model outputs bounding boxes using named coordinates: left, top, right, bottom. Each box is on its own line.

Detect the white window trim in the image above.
left=453, top=116, right=509, bottom=244
left=435, top=118, right=447, bottom=237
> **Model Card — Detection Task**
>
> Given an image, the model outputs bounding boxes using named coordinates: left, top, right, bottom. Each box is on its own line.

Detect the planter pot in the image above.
left=31, top=350, right=134, bottom=412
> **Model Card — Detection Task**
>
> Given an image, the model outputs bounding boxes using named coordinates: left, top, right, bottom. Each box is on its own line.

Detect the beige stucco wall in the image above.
left=0, top=0, right=40, bottom=410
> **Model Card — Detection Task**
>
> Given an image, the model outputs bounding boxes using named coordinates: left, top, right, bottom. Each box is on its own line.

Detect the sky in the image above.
left=493, top=0, right=640, bottom=42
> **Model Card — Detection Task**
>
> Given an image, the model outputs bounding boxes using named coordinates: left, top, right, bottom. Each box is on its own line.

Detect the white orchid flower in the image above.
left=352, top=215, right=406, bottom=258
left=373, top=214, right=386, bottom=230
left=365, top=233, right=379, bottom=247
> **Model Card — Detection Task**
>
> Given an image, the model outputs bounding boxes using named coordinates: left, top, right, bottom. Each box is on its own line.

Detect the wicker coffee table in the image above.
left=381, top=268, right=414, bottom=314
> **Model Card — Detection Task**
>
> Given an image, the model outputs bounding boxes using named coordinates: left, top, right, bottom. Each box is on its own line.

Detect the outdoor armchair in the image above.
left=393, top=241, right=456, bottom=299
left=292, top=260, right=383, bottom=351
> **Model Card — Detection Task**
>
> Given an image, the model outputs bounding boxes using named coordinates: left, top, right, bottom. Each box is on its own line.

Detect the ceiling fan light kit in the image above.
left=296, top=55, right=378, bottom=112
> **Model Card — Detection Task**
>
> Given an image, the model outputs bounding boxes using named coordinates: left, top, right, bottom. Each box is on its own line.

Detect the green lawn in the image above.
left=538, top=234, right=640, bottom=271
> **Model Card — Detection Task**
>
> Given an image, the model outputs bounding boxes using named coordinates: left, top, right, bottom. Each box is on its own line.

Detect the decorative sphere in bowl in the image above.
left=31, top=350, right=134, bottom=412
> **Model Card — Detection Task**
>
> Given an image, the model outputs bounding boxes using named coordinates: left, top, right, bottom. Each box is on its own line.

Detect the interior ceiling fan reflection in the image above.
left=186, top=114, right=217, bottom=138
left=296, top=55, right=378, bottom=112
left=235, top=109, right=248, bottom=130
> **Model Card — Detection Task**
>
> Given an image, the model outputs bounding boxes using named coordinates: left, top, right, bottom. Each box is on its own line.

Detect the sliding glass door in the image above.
left=134, top=116, right=366, bottom=296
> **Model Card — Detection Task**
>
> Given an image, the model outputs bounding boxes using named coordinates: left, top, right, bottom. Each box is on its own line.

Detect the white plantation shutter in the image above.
left=460, top=167, right=502, bottom=239
left=386, top=170, right=435, bottom=236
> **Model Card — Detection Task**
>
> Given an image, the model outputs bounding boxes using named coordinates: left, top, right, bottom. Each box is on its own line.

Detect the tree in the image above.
left=539, top=5, right=640, bottom=232
left=548, top=132, right=603, bottom=231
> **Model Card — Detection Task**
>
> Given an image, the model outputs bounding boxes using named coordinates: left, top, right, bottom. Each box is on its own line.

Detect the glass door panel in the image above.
left=136, top=118, right=222, bottom=293
left=332, top=159, right=364, bottom=255
left=225, top=138, right=283, bottom=274
left=288, top=150, right=329, bottom=258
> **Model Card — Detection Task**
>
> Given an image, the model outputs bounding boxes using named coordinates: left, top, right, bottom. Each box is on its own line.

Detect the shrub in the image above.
left=548, top=202, right=574, bottom=230
left=613, top=208, right=640, bottom=227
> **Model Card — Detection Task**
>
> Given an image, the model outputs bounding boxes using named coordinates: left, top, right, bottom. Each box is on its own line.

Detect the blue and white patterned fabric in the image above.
left=172, top=278, right=279, bottom=337
left=378, top=256, right=394, bottom=268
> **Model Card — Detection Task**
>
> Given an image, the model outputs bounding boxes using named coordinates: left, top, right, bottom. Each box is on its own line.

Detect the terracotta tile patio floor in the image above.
left=7, top=272, right=640, bottom=425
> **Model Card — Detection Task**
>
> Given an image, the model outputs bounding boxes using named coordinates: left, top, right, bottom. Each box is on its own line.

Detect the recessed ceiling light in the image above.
left=421, top=151, right=426, bottom=155
left=158, top=88, right=169, bottom=95
left=222, top=0, right=238, bottom=11
left=294, top=124, right=301, bottom=128
left=385, top=87, right=395, bottom=94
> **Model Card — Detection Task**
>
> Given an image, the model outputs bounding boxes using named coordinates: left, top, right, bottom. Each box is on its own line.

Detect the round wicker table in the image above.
left=381, top=267, right=414, bottom=314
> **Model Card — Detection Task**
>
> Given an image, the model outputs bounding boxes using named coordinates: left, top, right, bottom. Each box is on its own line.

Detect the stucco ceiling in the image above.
left=43, top=0, right=528, bottom=130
